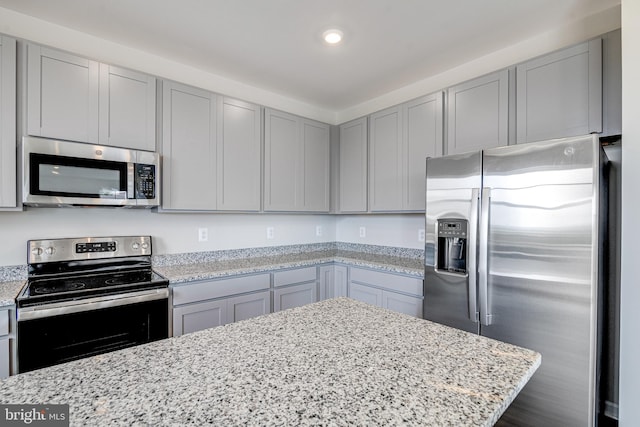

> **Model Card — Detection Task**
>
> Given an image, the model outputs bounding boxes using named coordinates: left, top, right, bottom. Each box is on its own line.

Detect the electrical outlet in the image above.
left=418, top=229, right=425, bottom=242
left=316, top=225, right=323, bottom=237
left=266, top=227, right=275, bottom=240
left=359, top=226, right=366, bottom=238
left=198, top=228, right=208, bottom=242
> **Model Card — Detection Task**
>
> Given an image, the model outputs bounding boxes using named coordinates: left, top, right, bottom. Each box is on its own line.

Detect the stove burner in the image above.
left=33, top=282, right=86, bottom=295
left=105, top=274, right=146, bottom=286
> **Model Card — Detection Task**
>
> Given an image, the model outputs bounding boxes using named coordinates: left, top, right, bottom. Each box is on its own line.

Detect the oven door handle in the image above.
left=17, top=288, right=169, bottom=321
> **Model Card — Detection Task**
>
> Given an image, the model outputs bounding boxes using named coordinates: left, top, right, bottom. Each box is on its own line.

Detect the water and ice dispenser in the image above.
left=436, top=219, right=468, bottom=274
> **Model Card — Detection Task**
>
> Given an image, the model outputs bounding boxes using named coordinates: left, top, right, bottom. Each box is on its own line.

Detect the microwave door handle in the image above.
left=127, top=163, right=135, bottom=199
left=478, top=187, right=492, bottom=326
left=468, top=188, right=480, bottom=322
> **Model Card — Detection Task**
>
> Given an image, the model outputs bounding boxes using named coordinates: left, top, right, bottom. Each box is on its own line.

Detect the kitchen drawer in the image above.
left=172, top=273, right=270, bottom=306
left=273, top=267, right=317, bottom=287
left=350, top=268, right=423, bottom=296
left=0, top=309, right=9, bottom=337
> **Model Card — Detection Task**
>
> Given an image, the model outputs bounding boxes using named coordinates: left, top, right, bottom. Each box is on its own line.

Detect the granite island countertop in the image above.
left=0, top=298, right=540, bottom=426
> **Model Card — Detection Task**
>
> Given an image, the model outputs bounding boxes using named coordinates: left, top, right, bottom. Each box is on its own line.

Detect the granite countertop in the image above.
left=0, top=280, right=24, bottom=308
left=155, top=249, right=424, bottom=285
left=0, top=298, right=540, bottom=426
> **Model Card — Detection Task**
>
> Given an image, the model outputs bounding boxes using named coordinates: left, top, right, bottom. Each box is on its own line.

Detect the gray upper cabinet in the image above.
left=447, top=69, right=509, bottom=154
left=367, top=92, right=443, bottom=212
left=0, top=36, right=16, bottom=208
left=369, top=106, right=402, bottom=211
left=26, top=43, right=156, bottom=150
left=161, top=81, right=217, bottom=210
left=516, top=39, right=602, bottom=144
left=403, top=93, right=443, bottom=211
left=98, top=64, right=156, bottom=151
left=301, top=119, right=330, bottom=211
left=27, top=44, right=99, bottom=144
left=264, top=108, right=330, bottom=212
left=217, top=97, right=261, bottom=211
left=339, top=117, right=368, bottom=213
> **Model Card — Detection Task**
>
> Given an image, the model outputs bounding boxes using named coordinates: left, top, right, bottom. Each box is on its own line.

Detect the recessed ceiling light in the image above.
left=323, top=29, right=344, bottom=45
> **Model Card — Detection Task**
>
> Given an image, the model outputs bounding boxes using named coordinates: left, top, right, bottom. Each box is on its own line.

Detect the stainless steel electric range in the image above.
left=16, top=236, right=169, bottom=373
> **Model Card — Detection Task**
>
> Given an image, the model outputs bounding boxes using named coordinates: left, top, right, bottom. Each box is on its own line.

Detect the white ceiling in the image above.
left=0, top=0, right=621, bottom=113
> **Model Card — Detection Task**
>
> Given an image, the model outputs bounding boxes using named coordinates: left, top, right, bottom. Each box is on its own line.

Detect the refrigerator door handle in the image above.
left=478, top=187, right=493, bottom=326
left=468, top=188, right=480, bottom=322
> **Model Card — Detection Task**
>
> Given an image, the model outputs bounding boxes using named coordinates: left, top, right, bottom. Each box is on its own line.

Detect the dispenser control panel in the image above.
left=436, top=219, right=468, bottom=274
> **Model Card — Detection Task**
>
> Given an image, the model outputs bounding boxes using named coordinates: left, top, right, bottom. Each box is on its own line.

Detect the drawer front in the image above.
left=173, top=273, right=270, bottom=306
left=273, top=267, right=317, bottom=287
left=350, top=268, right=423, bottom=296
left=0, top=310, right=9, bottom=337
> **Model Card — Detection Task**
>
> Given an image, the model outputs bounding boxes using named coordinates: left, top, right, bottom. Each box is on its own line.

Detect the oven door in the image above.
left=17, top=291, right=168, bottom=373
left=22, top=136, right=137, bottom=207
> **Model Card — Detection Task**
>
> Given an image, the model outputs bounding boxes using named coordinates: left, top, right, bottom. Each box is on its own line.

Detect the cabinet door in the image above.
left=301, top=119, right=330, bottom=212
left=172, top=299, right=227, bottom=337
left=516, top=40, right=602, bottom=143
left=227, top=291, right=270, bottom=323
left=217, top=98, right=261, bottom=211
left=369, top=106, right=403, bottom=211
left=403, top=92, right=444, bottom=211
left=99, top=64, right=156, bottom=151
left=0, top=36, right=16, bottom=208
left=273, top=282, right=317, bottom=312
left=447, top=69, right=509, bottom=154
left=349, top=283, right=383, bottom=307
left=0, top=338, right=8, bottom=379
left=162, top=81, right=217, bottom=210
left=264, top=109, right=299, bottom=211
left=382, top=291, right=423, bottom=318
left=27, top=44, right=99, bottom=143
left=319, top=265, right=348, bottom=300
left=339, top=117, right=368, bottom=213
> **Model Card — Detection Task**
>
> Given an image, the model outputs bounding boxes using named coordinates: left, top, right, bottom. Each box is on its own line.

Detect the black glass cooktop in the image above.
left=18, top=268, right=168, bottom=308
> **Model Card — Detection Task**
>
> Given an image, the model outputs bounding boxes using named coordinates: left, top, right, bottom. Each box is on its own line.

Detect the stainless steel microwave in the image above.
left=22, top=136, right=160, bottom=208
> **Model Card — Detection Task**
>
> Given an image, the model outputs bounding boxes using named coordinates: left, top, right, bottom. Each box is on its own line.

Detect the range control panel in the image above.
left=28, top=236, right=152, bottom=264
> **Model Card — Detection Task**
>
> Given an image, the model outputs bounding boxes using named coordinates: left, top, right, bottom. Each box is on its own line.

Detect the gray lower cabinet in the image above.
left=338, top=117, right=368, bottom=213
left=161, top=81, right=217, bottom=210
left=171, top=273, right=270, bottom=336
left=516, top=39, right=602, bottom=143
left=0, top=306, right=14, bottom=378
left=227, top=290, right=270, bottom=323
left=26, top=43, right=156, bottom=150
left=319, top=264, right=348, bottom=300
left=348, top=267, right=423, bottom=318
left=173, top=299, right=227, bottom=336
left=264, top=109, right=330, bottom=212
left=447, top=69, right=509, bottom=154
left=272, top=266, right=318, bottom=311
left=0, top=35, right=16, bottom=208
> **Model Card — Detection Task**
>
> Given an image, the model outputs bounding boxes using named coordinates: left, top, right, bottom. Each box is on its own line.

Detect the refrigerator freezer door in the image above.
left=481, top=135, right=601, bottom=426
left=424, top=151, right=481, bottom=334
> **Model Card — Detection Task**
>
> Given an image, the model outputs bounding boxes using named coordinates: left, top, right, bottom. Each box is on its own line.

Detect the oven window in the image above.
left=30, top=153, right=128, bottom=199
left=18, top=299, right=168, bottom=373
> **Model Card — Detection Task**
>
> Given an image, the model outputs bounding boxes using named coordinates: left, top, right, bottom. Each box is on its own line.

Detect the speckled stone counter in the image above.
left=0, top=281, right=25, bottom=308
left=0, top=298, right=540, bottom=426
left=154, top=243, right=424, bottom=285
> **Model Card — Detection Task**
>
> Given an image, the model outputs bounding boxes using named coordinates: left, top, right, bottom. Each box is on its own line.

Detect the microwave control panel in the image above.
left=135, top=164, right=156, bottom=199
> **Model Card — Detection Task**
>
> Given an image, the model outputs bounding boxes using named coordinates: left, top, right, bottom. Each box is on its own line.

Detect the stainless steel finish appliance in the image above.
left=424, top=135, right=607, bottom=426
left=22, top=136, right=160, bottom=207
left=17, top=236, right=169, bottom=373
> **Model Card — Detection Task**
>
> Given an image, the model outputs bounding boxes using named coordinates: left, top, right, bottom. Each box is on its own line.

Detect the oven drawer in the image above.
left=0, top=309, right=9, bottom=337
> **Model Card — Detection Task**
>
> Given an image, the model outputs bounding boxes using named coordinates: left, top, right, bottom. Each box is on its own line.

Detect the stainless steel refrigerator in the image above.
left=424, top=135, right=606, bottom=426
